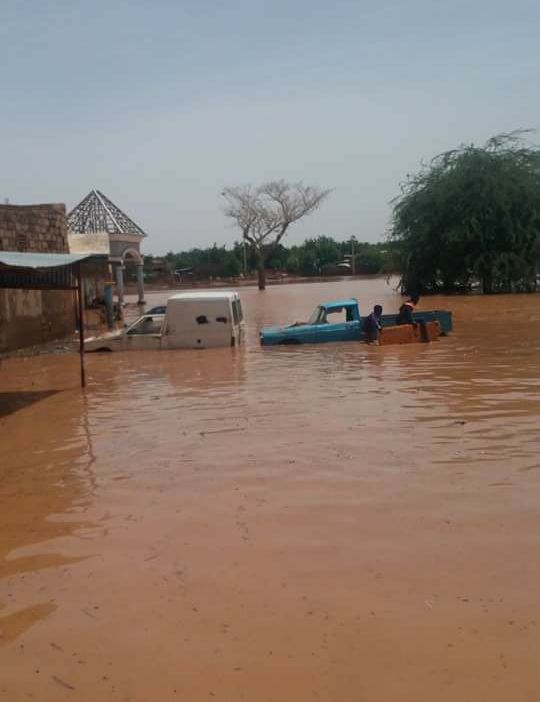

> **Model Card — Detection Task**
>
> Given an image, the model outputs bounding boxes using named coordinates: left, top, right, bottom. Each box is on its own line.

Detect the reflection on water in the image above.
left=0, top=390, right=60, bottom=419
left=0, top=389, right=97, bottom=573
left=1, top=278, right=540, bottom=700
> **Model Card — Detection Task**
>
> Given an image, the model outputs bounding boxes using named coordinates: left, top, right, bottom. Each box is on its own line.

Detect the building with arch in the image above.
left=67, top=189, right=147, bottom=303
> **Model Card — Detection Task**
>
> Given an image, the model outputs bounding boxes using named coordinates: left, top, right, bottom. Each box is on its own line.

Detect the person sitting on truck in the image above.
left=396, top=300, right=415, bottom=325
left=396, top=294, right=420, bottom=325
left=396, top=295, right=429, bottom=341
left=363, top=304, right=383, bottom=344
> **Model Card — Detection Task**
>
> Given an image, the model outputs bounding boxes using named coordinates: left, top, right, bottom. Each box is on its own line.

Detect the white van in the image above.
left=85, top=291, right=245, bottom=351
left=162, top=292, right=244, bottom=348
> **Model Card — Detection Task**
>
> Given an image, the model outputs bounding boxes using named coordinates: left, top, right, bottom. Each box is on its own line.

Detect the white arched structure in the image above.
left=122, top=248, right=143, bottom=265
left=123, top=248, right=145, bottom=305
left=66, top=189, right=148, bottom=307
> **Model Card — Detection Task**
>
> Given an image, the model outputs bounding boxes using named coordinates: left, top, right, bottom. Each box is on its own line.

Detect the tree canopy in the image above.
left=161, top=237, right=396, bottom=281
left=391, top=131, right=540, bottom=294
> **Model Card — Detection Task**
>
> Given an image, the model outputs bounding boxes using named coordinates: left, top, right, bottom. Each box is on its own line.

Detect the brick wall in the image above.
left=0, top=203, right=68, bottom=253
left=0, top=203, right=74, bottom=353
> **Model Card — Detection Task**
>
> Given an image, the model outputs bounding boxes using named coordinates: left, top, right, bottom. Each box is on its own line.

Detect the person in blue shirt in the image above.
left=363, top=304, right=383, bottom=344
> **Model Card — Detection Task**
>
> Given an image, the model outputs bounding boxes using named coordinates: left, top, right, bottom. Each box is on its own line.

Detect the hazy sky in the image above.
left=1, top=0, right=539, bottom=254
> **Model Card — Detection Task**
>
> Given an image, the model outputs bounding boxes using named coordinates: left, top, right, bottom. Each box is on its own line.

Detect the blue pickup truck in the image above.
left=260, top=298, right=452, bottom=346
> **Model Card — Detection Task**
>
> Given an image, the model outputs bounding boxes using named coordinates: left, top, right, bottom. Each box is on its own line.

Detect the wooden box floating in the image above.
left=379, top=321, right=442, bottom=346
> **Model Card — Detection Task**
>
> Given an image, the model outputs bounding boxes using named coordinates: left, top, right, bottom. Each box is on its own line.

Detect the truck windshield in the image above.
left=308, top=306, right=326, bottom=325
left=127, top=316, right=163, bottom=335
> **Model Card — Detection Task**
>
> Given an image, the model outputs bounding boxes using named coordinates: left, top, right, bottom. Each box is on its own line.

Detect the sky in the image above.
left=1, top=0, right=539, bottom=255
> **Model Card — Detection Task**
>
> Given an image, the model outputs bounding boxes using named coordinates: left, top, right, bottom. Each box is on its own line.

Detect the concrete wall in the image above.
left=68, top=231, right=110, bottom=255
left=68, top=231, right=112, bottom=307
left=109, top=237, right=141, bottom=259
left=0, top=289, right=75, bottom=352
left=0, top=203, right=75, bottom=353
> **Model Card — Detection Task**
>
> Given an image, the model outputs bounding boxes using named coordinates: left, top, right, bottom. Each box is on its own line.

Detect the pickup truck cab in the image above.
left=261, top=299, right=361, bottom=345
left=86, top=291, right=245, bottom=351
left=260, top=298, right=452, bottom=345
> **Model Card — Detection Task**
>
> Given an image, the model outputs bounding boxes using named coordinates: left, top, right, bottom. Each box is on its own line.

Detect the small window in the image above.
left=216, top=316, right=227, bottom=324
left=196, top=315, right=209, bottom=325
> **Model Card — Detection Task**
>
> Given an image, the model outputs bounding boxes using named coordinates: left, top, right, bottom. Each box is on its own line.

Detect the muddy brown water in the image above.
left=1, top=278, right=540, bottom=701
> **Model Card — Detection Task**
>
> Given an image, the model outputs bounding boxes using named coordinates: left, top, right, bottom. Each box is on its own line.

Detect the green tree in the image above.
left=266, top=243, right=289, bottom=271
left=223, top=251, right=241, bottom=277
left=355, top=247, right=384, bottom=274
left=391, top=131, right=540, bottom=294
left=312, top=235, right=340, bottom=270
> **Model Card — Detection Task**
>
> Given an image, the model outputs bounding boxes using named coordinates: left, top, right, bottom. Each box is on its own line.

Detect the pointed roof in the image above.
left=67, top=189, right=147, bottom=238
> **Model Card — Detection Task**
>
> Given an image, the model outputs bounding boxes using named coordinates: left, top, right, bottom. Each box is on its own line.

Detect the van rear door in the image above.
left=164, top=299, right=233, bottom=348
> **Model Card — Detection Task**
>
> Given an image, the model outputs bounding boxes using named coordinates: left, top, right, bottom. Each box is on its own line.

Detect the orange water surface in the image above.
left=1, top=278, right=540, bottom=701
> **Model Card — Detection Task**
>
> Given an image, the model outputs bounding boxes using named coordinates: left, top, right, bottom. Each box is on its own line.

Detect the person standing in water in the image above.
left=363, top=304, right=383, bottom=344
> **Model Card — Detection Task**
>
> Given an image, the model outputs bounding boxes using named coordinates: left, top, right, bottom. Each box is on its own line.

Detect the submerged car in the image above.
left=146, top=304, right=166, bottom=315
left=86, top=291, right=245, bottom=351
left=260, top=298, right=452, bottom=345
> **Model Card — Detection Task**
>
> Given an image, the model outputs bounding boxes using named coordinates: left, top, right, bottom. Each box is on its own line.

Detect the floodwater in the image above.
left=1, top=277, right=540, bottom=702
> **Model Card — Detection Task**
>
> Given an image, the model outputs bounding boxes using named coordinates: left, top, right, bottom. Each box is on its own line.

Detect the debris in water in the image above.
left=51, top=675, right=75, bottom=691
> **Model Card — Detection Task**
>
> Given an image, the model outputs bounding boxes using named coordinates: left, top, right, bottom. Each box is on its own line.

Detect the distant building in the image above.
left=145, top=256, right=171, bottom=275
left=67, top=189, right=147, bottom=303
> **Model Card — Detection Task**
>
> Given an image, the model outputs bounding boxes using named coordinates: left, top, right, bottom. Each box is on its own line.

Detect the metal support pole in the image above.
left=136, top=263, right=145, bottom=304
left=104, top=281, right=114, bottom=329
left=77, top=264, right=86, bottom=388
left=116, top=264, right=125, bottom=305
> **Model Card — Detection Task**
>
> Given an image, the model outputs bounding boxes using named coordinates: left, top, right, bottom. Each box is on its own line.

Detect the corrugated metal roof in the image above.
left=0, top=251, right=108, bottom=290
left=0, top=252, right=101, bottom=269
left=67, top=189, right=147, bottom=237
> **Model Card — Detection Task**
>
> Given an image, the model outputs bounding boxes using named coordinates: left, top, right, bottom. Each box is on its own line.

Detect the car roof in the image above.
left=321, top=298, right=358, bottom=311
left=130, top=313, right=165, bottom=321
left=168, top=291, right=239, bottom=302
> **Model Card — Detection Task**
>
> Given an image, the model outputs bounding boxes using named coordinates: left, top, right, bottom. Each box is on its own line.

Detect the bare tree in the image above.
left=223, top=180, right=331, bottom=290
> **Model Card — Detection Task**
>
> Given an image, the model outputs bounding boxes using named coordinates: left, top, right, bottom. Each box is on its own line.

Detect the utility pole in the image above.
left=351, top=236, right=357, bottom=276
left=243, top=240, right=248, bottom=277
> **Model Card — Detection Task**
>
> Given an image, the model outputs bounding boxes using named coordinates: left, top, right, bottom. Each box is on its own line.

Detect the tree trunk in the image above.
left=482, top=270, right=493, bottom=294
left=257, top=261, right=266, bottom=290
